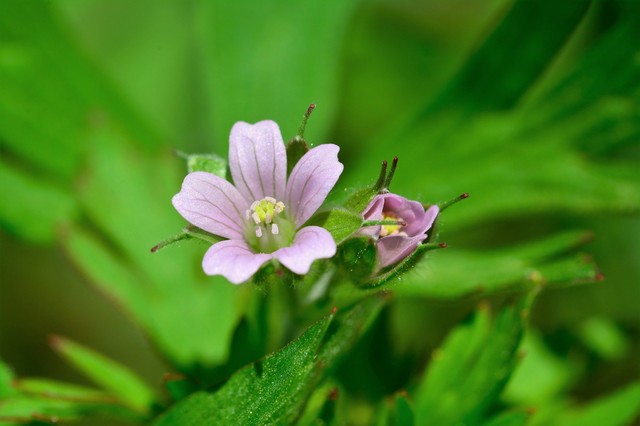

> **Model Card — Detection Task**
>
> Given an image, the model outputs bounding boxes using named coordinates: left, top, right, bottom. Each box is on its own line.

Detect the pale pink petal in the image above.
left=377, top=234, right=427, bottom=269
left=172, top=172, right=249, bottom=239
left=358, top=195, right=385, bottom=237
left=285, top=144, right=344, bottom=227
left=202, top=240, right=272, bottom=284
left=273, top=226, right=336, bottom=275
left=229, top=121, right=287, bottom=202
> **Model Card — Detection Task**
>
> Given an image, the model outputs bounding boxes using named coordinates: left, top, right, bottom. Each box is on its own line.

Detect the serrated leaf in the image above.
left=154, top=296, right=386, bottom=425
left=415, top=292, right=537, bottom=425
left=51, top=336, right=155, bottom=414
left=153, top=312, right=334, bottom=426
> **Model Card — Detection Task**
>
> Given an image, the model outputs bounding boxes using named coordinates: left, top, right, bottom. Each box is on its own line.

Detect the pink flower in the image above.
left=172, top=121, right=343, bottom=284
left=361, top=193, right=439, bottom=269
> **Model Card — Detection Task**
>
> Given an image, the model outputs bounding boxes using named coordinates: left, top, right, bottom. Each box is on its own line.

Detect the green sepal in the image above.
left=308, top=208, right=364, bottom=245
left=151, top=225, right=222, bottom=252
left=364, top=242, right=446, bottom=288
left=343, top=186, right=379, bottom=214
left=335, top=236, right=377, bottom=284
left=286, top=138, right=309, bottom=176
left=177, top=151, right=227, bottom=178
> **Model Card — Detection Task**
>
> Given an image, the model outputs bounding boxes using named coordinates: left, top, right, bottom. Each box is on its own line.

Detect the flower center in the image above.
left=245, top=197, right=295, bottom=253
left=380, top=213, right=404, bottom=237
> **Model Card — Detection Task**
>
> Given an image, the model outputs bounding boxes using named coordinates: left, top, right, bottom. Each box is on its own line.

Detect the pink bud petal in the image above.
left=377, top=234, right=427, bottom=269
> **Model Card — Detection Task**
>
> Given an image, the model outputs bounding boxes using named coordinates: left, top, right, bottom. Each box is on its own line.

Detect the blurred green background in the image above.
left=1, top=0, right=639, bottom=423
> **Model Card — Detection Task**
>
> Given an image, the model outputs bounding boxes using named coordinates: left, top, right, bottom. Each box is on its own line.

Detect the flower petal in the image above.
left=285, top=144, right=344, bottom=227
left=229, top=120, right=287, bottom=202
left=377, top=234, right=427, bottom=269
left=202, top=240, right=272, bottom=284
left=358, top=195, right=385, bottom=237
left=172, top=172, right=249, bottom=239
left=273, top=226, right=336, bottom=275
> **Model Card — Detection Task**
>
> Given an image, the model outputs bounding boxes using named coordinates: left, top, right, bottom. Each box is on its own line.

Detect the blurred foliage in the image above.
left=1, top=0, right=639, bottom=424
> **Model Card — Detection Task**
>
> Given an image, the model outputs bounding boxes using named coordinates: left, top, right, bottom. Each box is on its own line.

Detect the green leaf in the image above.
left=154, top=296, right=386, bottom=425
left=394, top=231, right=599, bottom=298
left=50, top=336, right=156, bottom=414
left=503, top=331, right=580, bottom=405
left=154, top=311, right=335, bottom=426
left=196, top=0, right=361, bottom=150
left=0, top=159, right=76, bottom=244
left=560, top=382, right=640, bottom=426
left=181, top=152, right=227, bottom=177
left=63, top=120, right=241, bottom=370
left=0, top=361, right=14, bottom=399
left=429, top=0, right=591, bottom=113
left=575, top=317, right=630, bottom=360
left=310, top=208, right=363, bottom=245
left=415, top=291, right=537, bottom=425
left=481, top=410, right=532, bottom=426
left=14, top=378, right=115, bottom=403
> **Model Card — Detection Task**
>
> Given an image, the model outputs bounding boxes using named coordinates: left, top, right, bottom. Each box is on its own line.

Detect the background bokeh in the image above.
left=1, top=0, right=639, bottom=424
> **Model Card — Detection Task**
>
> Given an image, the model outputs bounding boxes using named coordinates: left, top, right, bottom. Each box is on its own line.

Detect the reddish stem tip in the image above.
left=331, top=306, right=338, bottom=314
left=461, top=193, right=469, bottom=199
left=306, top=103, right=316, bottom=116
left=328, top=388, right=339, bottom=401
left=150, top=245, right=159, bottom=253
left=439, top=242, right=448, bottom=248
left=48, top=334, right=63, bottom=349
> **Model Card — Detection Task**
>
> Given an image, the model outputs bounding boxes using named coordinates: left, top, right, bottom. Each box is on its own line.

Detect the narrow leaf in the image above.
left=50, top=336, right=156, bottom=414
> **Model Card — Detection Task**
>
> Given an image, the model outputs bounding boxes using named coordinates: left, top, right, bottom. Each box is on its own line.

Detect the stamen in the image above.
left=271, top=224, right=279, bottom=235
left=265, top=196, right=276, bottom=204
left=255, top=227, right=263, bottom=238
left=265, top=212, right=273, bottom=224
left=245, top=209, right=251, bottom=220
left=252, top=212, right=261, bottom=224
left=250, top=201, right=260, bottom=210
left=275, top=202, right=285, bottom=214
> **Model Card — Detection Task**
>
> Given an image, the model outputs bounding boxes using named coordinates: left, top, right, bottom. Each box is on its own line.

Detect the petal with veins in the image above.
left=285, top=144, right=344, bottom=227
left=172, top=172, right=249, bottom=239
left=229, top=121, right=287, bottom=202
left=273, top=226, right=336, bottom=275
left=202, top=240, right=272, bottom=284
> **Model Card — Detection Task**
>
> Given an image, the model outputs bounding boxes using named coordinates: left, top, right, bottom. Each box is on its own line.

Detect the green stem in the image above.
left=296, top=103, right=316, bottom=139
